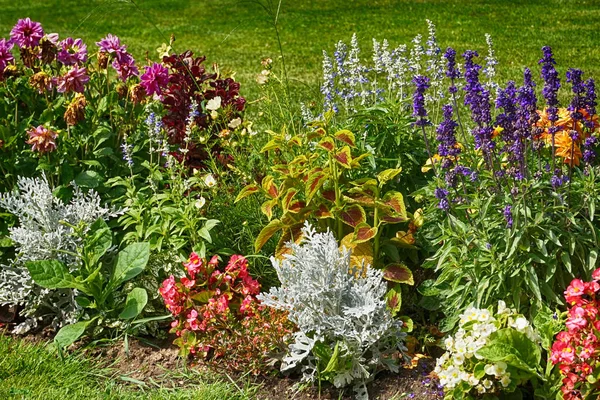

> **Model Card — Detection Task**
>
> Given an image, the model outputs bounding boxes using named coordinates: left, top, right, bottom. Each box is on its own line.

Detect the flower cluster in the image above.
left=551, top=270, right=600, bottom=400
left=435, top=302, right=539, bottom=397
left=159, top=253, right=294, bottom=373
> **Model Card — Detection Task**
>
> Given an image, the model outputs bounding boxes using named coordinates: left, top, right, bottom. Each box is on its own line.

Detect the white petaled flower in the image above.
left=476, top=385, right=486, bottom=394
left=228, top=117, right=242, bottom=129
left=206, top=96, right=222, bottom=111
left=194, top=197, right=206, bottom=209
left=482, top=379, right=493, bottom=389
left=453, top=353, right=464, bottom=366
left=203, top=174, right=217, bottom=188
left=500, top=374, right=511, bottom=388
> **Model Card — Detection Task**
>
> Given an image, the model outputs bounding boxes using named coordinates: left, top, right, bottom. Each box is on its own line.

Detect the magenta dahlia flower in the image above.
left=0, top=39, right=15, bottom=72
left=56, top=65, right=90, bottom=93
left=140, top=62, right=168, bottom=96
left=10, top=18, right=44, bottom=48
left=57, top=37, right=88, bottom=66
left=112, top=53, right=139, bottom=81
left=96, top=33, right=126, bottom=56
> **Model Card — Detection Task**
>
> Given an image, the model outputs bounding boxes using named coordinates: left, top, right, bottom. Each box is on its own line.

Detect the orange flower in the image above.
left=26, top=125, right=58, bottom=153
left=553, top=130, right=582, bottom=166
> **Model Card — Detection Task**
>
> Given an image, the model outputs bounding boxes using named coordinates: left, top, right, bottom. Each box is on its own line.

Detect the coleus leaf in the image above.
left=261, top=175, right=279, bottom=199
left=260, top=138, right=282, bottom=153
left=255, top=219, right=284, bottom=252
left=282, top=188, right=298, bottom=212
left=340, top=205, right=366, bottom=228
left=334, top=129, right=356, bottom=147
left=287, top=200, right=306, bottom=214
left=334, top=146, right=352, bottom=169
left=322, top=189, right=336, bottom=202
left=275, top=223, right=305, bottom=259
left=380, top=191, right=408, bottom=220
left=271, top=164, right=290, bottom=175
left=377, top=168, right=403, bottom=186
left=344, top=191, right=376, bottom=207
left=389, top=230, right=417, bottom=248
left=235, top=184, right=260, bottom=203
left=288, top=135, right=303, bottom=147
left=350, top=152, right=370, bottom=168
left=315, top=204, right=333, bottom=219
left=385, top=284, right=402, bottom=317
left=353, top=223, right=378, bottom=243
left=261, top=199, right=277, bottom=220
left=318, top=137, right=335, bottom=152
left=341, top=233, right=373, bottom=271
left=383, top=263, right=414, bottom=285
left=306, top=171, right=328, bottom=203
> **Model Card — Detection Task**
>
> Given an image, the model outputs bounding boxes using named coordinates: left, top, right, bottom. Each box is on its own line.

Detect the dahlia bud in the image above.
left=129, top=83, right=145, bottom=104
left=29, top=71, right=53, bottom=93
left=20, top=47, right=38, bottom=68
left=64, top=93, right=87, bottom=126
left=39, top=37, right=58, bottom=64
left=98, top=51, right=109, bottom=70
left=116, top=82, right=127, bottom=98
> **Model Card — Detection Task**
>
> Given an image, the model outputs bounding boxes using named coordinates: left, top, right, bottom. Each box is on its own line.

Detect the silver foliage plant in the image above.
left=0, top=175, right=118, bottom=333
left=258, top=222, right=407, bottom=398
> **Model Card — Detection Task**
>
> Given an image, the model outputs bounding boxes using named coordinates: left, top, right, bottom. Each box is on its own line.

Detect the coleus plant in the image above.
left=236, top=112, right=416, bottom=316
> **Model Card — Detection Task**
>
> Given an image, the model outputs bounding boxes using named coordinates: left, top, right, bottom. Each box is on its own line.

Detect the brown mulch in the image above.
left=80, top=337, right=443, bottom=399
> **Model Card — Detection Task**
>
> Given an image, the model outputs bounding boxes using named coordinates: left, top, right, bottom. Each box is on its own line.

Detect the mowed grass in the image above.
left=1, top=0, right=600, bottom=101
left=0, top=335, right=255, bottom=400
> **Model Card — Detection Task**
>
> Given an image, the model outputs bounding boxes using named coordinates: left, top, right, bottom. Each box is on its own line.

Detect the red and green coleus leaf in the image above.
left=288, top=135, right=303, bottom=147
left=260, top=138, right=283, bottom=153
left=322, top=189, right=336, bottom=203
left=287, top=200, right=306, bottom=214
left=385, top=284, right=403, bottom=317
left=334, top=129, right=356, bottom=147
left=340, top=204, right=366, bottom=228
left=389, top=230, right=417, bottom=249
left=282, top=188, right=298, bottom=212
left=275, top=223, right=305, bottom=259
left=353, top=223, right=378, bottom=243
left=271, top=164, right=291, bottom=175
left=261, top=175, right=279, bottom=199
left=350, top=152, right=370, bottom=168
left=306, top=170, right=328, bottom=203
left=315, top=203, right=334, bottom=219
left=254, top=219, right=284, bottom=252
left=383, top=263, right=414, bottom=285
left=318, top=137, right=336, bottom=152
left=334, top=146, right=353, bottom=169
left=235, top=184, right=260, bottom=203
left=341, top=233, right=373, bottom=271
left=260, top=198, right=278, bottom=220
left=344, top=188, right=376, bottom=206
left=377, top=168, right=402, bottom=187
left=378, top=191, right=408, bottom=222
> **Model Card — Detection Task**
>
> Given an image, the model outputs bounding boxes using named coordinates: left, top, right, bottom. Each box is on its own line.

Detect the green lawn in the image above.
left=0, top=335, right=255, bottom=400
left=1, top=0, right=600, bottom=101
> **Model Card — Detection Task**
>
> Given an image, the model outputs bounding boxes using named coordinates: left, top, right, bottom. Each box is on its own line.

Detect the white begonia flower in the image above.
left=497, top=300, right=508, bottom=314
left=194, top=196, right=206, bottom=209
left=478, top=309, right=492, bottom=322
left=482, top=379, right=493, bottom=389
left=206, top=96, right=222, bottom=111
left=476, top=385, right=486, bottom=394
left=203, top=174, right=217, bottom=188
left=210, top=110, right=219, bottom=120
left=495, top=361, right=508, bottom=375
left=512, top=316, right=530, bottom=331
left=453, top=353, right=464, bottom=366
left=500, top=374, right=511, bottom=387
left=468, top=375, right=480, bottom=386
left=228, top=117, right=242, bottom=129
left=444, top=337, right=454, bottom=349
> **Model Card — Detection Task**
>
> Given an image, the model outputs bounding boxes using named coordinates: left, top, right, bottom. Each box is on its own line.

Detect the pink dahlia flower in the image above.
left=140, top=62, right=168, bottom=96
left=10, top=18, right=44, bottom=48
left=56, top=65, right=90, bottom=93
left=96, top=33, right=126, bottom=56
left=26, top=125, right=58, bottom=153
left=57, top=37, right=88, bottom=66
left=112, top=53, right=139, bottom=81
left=0, top=39, right=15, bottom=72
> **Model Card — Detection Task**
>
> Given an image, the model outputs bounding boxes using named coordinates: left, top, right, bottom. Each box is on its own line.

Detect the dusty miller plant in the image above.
left=258, top=222, right=407, bottom=399
left=0, top=175, right=118, bottom=333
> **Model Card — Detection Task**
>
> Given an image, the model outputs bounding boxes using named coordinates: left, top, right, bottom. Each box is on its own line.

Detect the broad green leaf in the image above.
left=323, top=341, right=341, bottom=373
left=112, top=242, right=150, bottom=286
left=26, top=260, right=79, bottom=290
left=477, top=328, right=541, bottom=375
left=399, top=316, right=413, bottom=332
left=119, top=288, right=148, bottom=320
left=54, top=320, right=90, bottom=349
left=84, top=219, right=112, bottom=267
left=74, top=170, right=102, bottom=188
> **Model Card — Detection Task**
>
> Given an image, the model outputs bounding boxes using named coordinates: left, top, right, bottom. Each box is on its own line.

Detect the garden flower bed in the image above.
left=2, top=11, right=600, bottom=400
